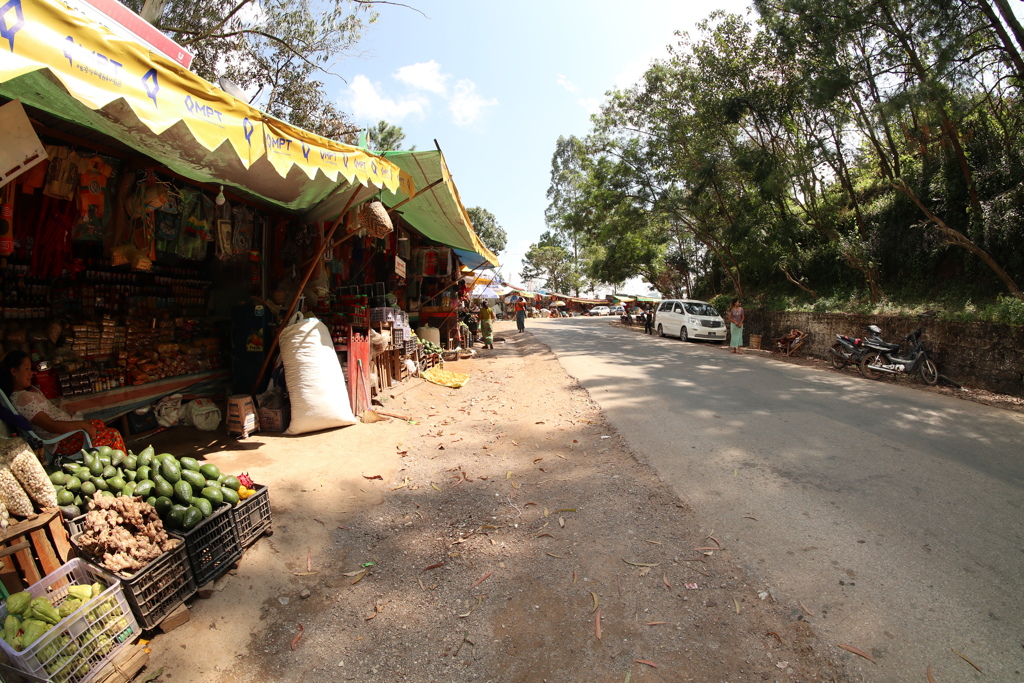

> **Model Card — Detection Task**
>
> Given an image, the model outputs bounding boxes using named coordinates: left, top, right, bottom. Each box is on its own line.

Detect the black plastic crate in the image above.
left=233, top=484, right=272, bottom=548
left=174, top=504, right=242, bottom=587
left=72, top=536, right=197, bottom=630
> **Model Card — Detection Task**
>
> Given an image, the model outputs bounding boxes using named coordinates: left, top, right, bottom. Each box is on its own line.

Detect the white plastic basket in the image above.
left=0, top=558, right=138, bottom=683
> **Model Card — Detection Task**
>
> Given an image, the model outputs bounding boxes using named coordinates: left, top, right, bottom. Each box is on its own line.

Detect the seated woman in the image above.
left=1, top=351, right=125, bottom=458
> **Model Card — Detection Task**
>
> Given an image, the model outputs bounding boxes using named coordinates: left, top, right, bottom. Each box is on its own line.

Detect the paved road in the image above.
left=527, top=316, right=1024, bottom=682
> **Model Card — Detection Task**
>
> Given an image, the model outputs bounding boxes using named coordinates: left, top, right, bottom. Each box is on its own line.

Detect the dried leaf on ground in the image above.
left=622, top=559, right=660, bottom=568
left=290, top=624, right=304, bottom=650
left=363, top=475, right=383, bottom=480
left=590, top=591, right=599, bottom=614
left=469, top=572, right=493, bottom=591
left=594, top=608, right=602, bottom=640
left=634, top=659, right=658, bottom=668
left=951, top=648, right=983, bottom=673
left=837, top=644, right=876, bottom=664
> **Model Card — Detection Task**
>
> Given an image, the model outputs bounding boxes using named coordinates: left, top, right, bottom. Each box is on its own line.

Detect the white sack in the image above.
left=280, top=315, right=357, bottom=435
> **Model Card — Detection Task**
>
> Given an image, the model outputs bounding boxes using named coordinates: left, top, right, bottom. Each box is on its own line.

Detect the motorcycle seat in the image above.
left=868, top=341, right=901, bottom=352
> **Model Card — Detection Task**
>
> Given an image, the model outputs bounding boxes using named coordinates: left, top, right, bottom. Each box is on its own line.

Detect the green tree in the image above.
left=466, top=207, right=507, bottom=255
left=520, top=232, right=575, bottom=292
left=366, top=121, right=413, bottom=152
left=131, top=0, right=378, bottom=139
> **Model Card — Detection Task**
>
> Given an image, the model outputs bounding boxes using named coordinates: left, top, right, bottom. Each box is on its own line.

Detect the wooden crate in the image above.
left=90, top=639, right=149, bottom=683
left=0, top=509, right=72, bottom=594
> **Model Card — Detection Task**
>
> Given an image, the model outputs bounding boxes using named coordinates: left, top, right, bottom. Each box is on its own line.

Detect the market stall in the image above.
left=0, top=0, right=411, bottom=439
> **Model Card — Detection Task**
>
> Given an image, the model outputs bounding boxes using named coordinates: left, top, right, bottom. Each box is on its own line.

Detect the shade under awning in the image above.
left=370, top=150, right=499, bottom=268
left=0, top=0, right=412, bottom=214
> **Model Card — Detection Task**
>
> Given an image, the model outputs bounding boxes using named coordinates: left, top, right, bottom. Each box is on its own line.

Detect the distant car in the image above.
left=589, top=306, right=610, bottom=316
left=653, top=299, right=726, bottom=343
left=609, top=305, right=626, bottom=315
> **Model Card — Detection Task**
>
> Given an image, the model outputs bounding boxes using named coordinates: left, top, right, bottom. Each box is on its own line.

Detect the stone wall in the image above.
left=742, top=311, right=1024, bottom=397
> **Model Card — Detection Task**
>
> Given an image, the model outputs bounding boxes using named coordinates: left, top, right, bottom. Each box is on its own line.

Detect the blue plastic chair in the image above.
left=0, top=388, right=92, bottom=462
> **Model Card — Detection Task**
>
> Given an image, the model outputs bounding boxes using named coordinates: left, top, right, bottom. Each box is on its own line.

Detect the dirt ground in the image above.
left=139, top=319, right=849, bottom=682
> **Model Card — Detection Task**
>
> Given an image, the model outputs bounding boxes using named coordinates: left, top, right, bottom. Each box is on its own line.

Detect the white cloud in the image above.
left=448, top=79, right=498, bottom=127
left=347, top=74, right=428, bottom=122
left=394, top=61, right=448, bottom=95
left=577, top=96, right=601, bottom=114
left=556, top=74, right=580, bottom=94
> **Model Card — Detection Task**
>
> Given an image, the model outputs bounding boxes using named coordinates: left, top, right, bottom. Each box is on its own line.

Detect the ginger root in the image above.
left=76, top=494, right=177, bottom=574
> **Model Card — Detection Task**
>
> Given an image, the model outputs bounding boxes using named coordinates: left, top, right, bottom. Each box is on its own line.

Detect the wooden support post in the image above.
left=252, top=187, right=364, bottom=395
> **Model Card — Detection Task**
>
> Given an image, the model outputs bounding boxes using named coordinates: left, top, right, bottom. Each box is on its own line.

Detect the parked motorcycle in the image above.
left=859, top=328, right=939, bottom=385
left=829, top=325, right=884, bottom=370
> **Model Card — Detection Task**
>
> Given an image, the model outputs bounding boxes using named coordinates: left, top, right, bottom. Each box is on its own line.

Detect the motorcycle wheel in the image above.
left=829, top=343, right=849, bottom=369
left=920, top=359, right=939, bottom=386
left=860, top=352, right=886, bottom=380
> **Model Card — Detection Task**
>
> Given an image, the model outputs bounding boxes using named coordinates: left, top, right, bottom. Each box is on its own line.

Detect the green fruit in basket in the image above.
left=153, top=476, right=174, bottom=499
left=110, top=450, right=125, bottom=467
left=133, top=480, right=155, bottom=498
left=96, top=445, right=112, bottom=458
left=180, top=470, right=206, bottom=491
left=165, top=507, right=184, bottom=530
left=154, top=496, right=173, bottom=517
left=49, top=472, right=68, bottom=486
left=181, top=506, right=203, bottom=530
left=73, top=495, right=82, bottom=507
left=220, top=488, right=240, bottom=505
left=56, top=489, right=75, bottom=506
left=101, top=465, right=117, bottom=479
left=79, top=480, right=96, bottom=496
left=136, top=465, right=151, bottom=482
left=90, top=477, right=109, bottom=492
left=123, top=455, right=137, bottom=470
left=99, top=490, right=115, bottom=498
left=191, top=496, right=213, bottom=518
left=62, top=463, right=80, bottom=475
left=200, top=486, right=223, bottom=505
left=221, top=475, right=240, bottom=491
left=160, top=458, right=181, bottom=484
left=124, top=470, right=137, bottom=483
left=121, top=482, right=137, bottom=497
left=146, top=496, right=157, bottom=507
left=64, top=475, right=81, bottom=492
left=6, top=592, right=31, bottom=616
left=217, top=473, right=228, bottom=484
left=199, top=463, right=221, bottom=480
left=106, top=476, right=126, bottom=492
left=173, top=480, right=194, bottom=505
left=88, top=459, right=103, bottom=477
left=136, top=452, right=152, bottom=469
left=98, top=454, right=111, bottom=467
left=75, top=466, right=91, bottom=481
left=179, top=457, right=201, bottom=473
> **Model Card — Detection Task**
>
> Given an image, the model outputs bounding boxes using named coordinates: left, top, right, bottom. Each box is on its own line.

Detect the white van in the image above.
left=654, top=299, right=726, bottom=342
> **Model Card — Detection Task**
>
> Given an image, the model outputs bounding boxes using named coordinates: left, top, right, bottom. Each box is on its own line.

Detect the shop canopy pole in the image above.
left=252, top=186, right=365, bottom=394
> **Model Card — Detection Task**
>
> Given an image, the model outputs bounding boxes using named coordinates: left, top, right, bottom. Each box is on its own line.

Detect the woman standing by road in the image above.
left=728, top=299, right=745, bottom=354
left=479, top=301, right=495, bottom=349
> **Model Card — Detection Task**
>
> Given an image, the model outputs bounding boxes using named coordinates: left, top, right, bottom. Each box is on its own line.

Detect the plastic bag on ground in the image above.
left=182, top=398, right=222, bottom=431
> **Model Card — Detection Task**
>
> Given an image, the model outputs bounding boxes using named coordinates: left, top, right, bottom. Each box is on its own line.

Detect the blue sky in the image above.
left=327, top=0, right=754, bottom=292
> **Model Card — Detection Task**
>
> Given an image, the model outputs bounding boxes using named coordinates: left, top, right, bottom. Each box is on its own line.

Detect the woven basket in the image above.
left=358, top=200, right=394, bottom=238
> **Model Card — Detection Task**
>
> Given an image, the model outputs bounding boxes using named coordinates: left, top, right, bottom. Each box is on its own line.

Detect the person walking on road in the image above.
left=479, top=301, right=495, bottom=349
left=728, top=298, right=745, bottom=354
left=644, top=305, right=654, bottom=335
left=513, top=296, right=527, bottom=333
